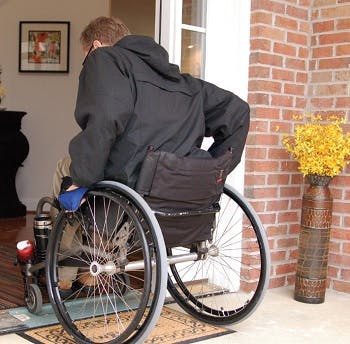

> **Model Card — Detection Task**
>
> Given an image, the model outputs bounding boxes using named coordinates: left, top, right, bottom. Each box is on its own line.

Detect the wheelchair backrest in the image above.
left=136, top=150, right=232, bottom=246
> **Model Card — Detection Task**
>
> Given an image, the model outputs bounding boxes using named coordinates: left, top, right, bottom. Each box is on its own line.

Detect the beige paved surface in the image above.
left=195, top=286, right=350, bottom=344
left=0, top=286, right=349, bottom=343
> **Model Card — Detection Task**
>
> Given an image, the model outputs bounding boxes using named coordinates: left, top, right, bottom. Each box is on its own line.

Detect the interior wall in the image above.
left=110, top=0, right=155, bottom=37
left=0, top=0, right=110, bottom=210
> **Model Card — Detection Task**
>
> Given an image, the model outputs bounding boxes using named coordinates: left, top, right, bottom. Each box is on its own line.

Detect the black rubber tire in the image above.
left=167, top=184, right=270, bottom=325
left=26, top=283, right=43, bottom=314
left=46, top=182, right=167, bottom=344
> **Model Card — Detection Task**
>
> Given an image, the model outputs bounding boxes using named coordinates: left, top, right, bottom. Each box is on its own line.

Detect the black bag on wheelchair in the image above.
left=136, top=150, right=232, bottom=247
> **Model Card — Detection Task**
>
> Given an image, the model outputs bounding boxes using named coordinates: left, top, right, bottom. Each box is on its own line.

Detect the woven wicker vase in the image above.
left=294, top=174, right=333, bottom=304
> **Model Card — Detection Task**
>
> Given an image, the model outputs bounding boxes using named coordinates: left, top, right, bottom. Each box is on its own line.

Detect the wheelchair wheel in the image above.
left=167, top=184, right=270, bottom=325
left=26, top=283, right=43, bottom=314
left=46, top=182, right=167, bottom=344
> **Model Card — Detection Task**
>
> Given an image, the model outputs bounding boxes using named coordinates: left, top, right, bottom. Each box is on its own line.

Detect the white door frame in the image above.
left=155, top=0, right=251, bottom=191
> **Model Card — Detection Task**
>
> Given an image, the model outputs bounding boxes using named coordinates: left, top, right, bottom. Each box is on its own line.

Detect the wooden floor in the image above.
left=0, top=213, right=35, bottom=309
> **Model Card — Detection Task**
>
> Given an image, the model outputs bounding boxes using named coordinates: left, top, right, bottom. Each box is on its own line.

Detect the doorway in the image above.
left=156, top=0, right=251, bottom=191
left=157, top=0, right=252, bottom=292
left=0, top=0, right=251, bottom=311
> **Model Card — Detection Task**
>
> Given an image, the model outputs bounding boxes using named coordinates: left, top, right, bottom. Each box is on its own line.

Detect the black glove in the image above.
left=60, top=176, right=73, bottom=193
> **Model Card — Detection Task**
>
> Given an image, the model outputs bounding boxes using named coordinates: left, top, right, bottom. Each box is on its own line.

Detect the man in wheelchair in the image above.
left=16, top=16, right=272, bottom=344
left=53, top=16, right=250, bottom=294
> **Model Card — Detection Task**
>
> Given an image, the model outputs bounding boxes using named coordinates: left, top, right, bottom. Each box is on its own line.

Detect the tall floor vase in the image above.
left=294, top=175, right=333, bottom=304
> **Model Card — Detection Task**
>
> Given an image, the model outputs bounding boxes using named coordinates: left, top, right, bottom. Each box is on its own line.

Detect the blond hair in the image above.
left=80, top=16, right=130, bottom=50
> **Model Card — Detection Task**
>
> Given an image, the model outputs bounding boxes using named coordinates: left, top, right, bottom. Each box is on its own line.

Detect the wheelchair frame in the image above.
left=18, top=181, right=270, bottom=344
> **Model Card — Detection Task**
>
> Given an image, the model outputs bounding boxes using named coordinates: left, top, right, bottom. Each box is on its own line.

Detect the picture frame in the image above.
left=19, top=21, right=70, bottom=73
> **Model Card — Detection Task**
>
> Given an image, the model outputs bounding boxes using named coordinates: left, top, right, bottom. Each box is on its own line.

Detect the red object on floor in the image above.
left=16, top=240, right=34, bottom=262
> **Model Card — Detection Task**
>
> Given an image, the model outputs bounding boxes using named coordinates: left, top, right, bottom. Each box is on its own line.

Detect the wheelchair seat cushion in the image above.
left=136, top=150, right=232, bottom=246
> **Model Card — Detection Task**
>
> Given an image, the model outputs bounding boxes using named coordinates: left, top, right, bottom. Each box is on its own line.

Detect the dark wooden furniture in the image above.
left=0, top=111, right=29, bottom=218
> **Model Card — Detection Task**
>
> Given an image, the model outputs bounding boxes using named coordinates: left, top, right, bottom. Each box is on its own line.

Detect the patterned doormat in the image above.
left=19, top=306, right=235, bottom=344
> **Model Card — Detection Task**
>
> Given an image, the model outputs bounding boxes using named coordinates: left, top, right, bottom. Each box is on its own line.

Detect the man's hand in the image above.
left=66, top=184, right=79, bottom=192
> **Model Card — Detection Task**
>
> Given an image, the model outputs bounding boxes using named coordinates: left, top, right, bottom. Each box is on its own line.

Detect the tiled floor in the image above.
left=0, top=286, right=349, bottom=343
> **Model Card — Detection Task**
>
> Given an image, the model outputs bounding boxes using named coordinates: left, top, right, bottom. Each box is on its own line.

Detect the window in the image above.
left=180, top=0, right=206, bottom=78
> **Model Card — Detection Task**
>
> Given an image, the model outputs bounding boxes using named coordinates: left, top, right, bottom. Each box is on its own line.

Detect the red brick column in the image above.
left=310, top=0, right=350, bottom=294
left=248, top=0, right=311, bottom=288
left=247, top=0, right=350, bottom=293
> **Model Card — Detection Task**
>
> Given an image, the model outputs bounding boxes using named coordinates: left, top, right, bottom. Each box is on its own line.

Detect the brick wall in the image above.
left=310, top=0, right=350, bottom=293
left=247, top=0, right=350, bottom=293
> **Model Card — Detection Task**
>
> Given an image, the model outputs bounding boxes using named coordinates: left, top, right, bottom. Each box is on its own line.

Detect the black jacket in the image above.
left=69, top=35, right=250, bottom=188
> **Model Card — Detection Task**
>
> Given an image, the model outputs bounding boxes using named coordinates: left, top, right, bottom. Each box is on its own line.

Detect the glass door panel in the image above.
left=182, top=0, right=207, bottom=27
left=181, top=0, right=207, bottom=78
left=180, top=29, right=205, bottom=77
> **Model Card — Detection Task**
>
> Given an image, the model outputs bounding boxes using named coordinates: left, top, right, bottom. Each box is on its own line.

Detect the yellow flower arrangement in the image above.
left=283, top=114, right=350, bottom=177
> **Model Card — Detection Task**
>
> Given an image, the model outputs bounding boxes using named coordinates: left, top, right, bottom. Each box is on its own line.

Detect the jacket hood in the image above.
left=117, top=35, right=181, bottom=81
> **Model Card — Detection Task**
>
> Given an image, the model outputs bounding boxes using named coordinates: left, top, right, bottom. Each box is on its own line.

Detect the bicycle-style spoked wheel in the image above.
left=46, top=184, right=167, bottom=344
left=167, top=184, right=270, bottom=325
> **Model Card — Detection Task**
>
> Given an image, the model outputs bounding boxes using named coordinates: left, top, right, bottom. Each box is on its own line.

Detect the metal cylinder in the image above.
left=33, top=214, right=52, bottom=261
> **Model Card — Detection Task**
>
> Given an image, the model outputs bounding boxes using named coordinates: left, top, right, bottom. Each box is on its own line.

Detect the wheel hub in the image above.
left=90, top=260, right=117, bottom=276
left=208, top=245, right=219, bottom=257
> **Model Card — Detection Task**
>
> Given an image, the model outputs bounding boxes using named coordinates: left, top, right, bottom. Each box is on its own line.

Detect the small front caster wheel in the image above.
left=26, top=283, right=43, bottom=314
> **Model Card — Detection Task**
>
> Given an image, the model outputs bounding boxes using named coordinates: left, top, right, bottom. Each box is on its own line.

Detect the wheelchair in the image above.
left=18, top=151, right=270, bottom=344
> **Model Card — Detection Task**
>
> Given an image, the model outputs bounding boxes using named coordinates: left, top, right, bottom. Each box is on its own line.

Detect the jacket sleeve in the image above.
left=69, top=49, right=134, bottom=186
left=200, top=80, right=250, bottom=172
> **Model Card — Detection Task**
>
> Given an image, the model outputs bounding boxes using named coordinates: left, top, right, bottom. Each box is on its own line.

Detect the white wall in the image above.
left=205, top=0, right=251, bottom=101
left=0, top=0, right=110, bottom=210
left=205, top=0, right=251, bottom=192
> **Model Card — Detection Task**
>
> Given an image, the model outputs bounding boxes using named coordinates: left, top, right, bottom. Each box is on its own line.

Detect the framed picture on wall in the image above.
left=19, top=21, right=70, bottom=73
